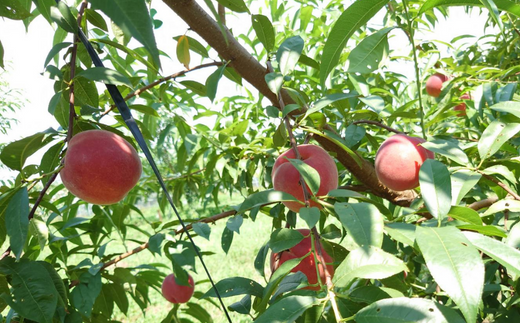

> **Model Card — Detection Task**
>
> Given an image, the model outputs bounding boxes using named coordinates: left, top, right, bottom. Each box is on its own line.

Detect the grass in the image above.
left=109, top=195, right=273, bottom=323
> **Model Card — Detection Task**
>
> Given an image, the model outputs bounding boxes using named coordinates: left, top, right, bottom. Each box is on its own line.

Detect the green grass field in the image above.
left=110, top=196, right=273, bottom=323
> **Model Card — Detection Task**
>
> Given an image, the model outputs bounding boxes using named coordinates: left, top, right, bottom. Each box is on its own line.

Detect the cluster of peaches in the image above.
left=59, top=71, right=459, bottom=300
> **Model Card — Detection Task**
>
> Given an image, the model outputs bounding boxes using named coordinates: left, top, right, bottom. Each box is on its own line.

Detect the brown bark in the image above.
left=163, top=0, right=416, bottom=206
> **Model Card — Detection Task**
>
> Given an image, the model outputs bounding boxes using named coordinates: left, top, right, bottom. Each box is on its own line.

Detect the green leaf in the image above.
left=306, top=93, right=358, bottom=117
left=420, top=0, right=520, bottom=18
left=221, top=226, right=233, bottom=254
left=29, top=218, right=48, bottom=250
left=74, top=76, right=99, bottom=107
left=129, top=104, right=159, bottom=117
left=359, top=95, right=385, bottom=114
left=76, top=67, right=132, bottom=87
left=421, top=139, right=469, bottom=166
left=91, top=39, right=159, bottom=72
left=483, top=199, right=520, bottom=216
left=269, top=228, right=304, bottom=253
left=226, top=215, right=243, bottom=234
left=347, top=27, right=392, bottom=74
left=277, top=36, right=304, bottom=75
left=457, top=224, right=506, bottom=238
left=89, top=0, right=161, bottom=68
left=215, top=0, right=249, bottom=13
left=0, top=132, right=46, bottom=171
left=206, top=64, right=227, bottom=102
left=192, top=222, right=211, bottom=240
left=416, top=226, right=484, bottom=323
left=50, top=2, right=78, bottom=34
left=85, top=8, right=108, bottom=31
left=344, top=124, right=366, bottom=148
left=252, top=14, right=275, bottom=52
left=238, top=189, right=301, bottom=213
left=5, top=188, right=29, bottom=260
left=173, top=35, right=209, bottom=58
left=384, top=223, right=416, bottom=246
left=43, top=42, right=72, bottom=67
left=450, top=170, right=482, bottom=205
left=332, top=245, right=407, bottom=288
left=0, top=0, right=31, bottom=20
left=478, top=120, right=520, bottom=160
left=176, top=35, right=190, bottom=69
left=355, top=297, right=466, bottom=323
left=53, top=97, right=69, bottom=128
left=419, top=159, right=452, bottom=220
left=0, top=40, right=4, bottom=69
left=286, top=157, right=320, bottom=195
left=202, top=277, right=264, bottom=298
left=265, top=72, right=284, bottom=95
left=70, top=272, right=102, bottom=318
left=490, top=101, right=520, bottom=118
left=335, top=202, right=384, bottom=248
left=482, top=164, right=517, bottom=184
left=448, top=206, right=482, bottom=225
left=464, top=231, right=520, bottom=276
left=320, top=0, right=389, bottom=85
left=180, top=80, right=207, bottom=96
left=0, top=258, right=59, bottom=323
left=148, top=233, right=164, bottom=255
left=253, top=296, right=319, bottom=323
left=299, top=207, right=320, bottom=229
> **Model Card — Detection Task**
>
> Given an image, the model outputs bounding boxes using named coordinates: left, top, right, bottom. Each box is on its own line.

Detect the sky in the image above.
left=0, top=3, right=495, bottom=179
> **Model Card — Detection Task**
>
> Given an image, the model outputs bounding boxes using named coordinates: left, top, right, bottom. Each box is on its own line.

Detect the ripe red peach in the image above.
left=161, top=274, right=195, bottom=304
left=272, top=145, right=338, bottom=213
left=454, top=93, right=471, bottom=117
left=374, top=134, right=434, bottom=191
left=270, top=229, right=334, bottom=290
left=60, top=130, right=142, bottom=205
left=425, top=73, right=448, bottom=97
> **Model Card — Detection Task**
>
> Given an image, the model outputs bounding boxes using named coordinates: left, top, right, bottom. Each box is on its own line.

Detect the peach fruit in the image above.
left=60, top=129, right=142, bottom=205
left=270, top=228, right=334, bottom=290
left=374, top=134, right=434, bottom=191
left=272, top=145, right=338, bottom=213
left=161, top=274, right=195, bottom=304
left=425, top=73, right=448, bottom=97
left=454, top=93, right=470, bottom=116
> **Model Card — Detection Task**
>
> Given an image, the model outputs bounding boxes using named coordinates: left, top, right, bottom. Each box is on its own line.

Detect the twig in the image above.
left=218, top=4, right=226, bottom=26
left=311, top=227, right=341, bottom=322
left=467, top=197, right=499, bottom=211
left=100, top=62, right=224, bottom=117
left=69, top=209, right=237, bottom=288
left=352, top=120, right=404, bottom=134
left=481, top=173, right=520, bottom=200
left=401, top=0, right=426, bottom=139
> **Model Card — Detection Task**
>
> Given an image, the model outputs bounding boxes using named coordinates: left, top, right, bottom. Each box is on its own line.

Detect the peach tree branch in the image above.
left=163, top=0, right=418, bottom=207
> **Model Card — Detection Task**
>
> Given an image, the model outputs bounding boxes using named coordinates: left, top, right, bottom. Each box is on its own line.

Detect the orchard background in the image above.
left=1, top=0, right=520, bottom=322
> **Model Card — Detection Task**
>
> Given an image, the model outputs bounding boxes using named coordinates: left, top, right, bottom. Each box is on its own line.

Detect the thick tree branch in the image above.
left=163, top=0, right=417, bottom=207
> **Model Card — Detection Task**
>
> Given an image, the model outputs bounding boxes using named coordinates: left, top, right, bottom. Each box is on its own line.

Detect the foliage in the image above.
left=1, top=0, right=520, bottom=322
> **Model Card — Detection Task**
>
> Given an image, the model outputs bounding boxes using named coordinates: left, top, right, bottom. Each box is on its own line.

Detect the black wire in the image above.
left=56, top=2, right=232, bottom=321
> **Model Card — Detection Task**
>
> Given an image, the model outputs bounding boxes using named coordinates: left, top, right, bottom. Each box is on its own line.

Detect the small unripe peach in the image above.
left=375, top=134, right=434, bottom=191
left=272, top=145, right=338, bottom=212
left=60, top=130, right=142, bottom=205
left=425, top=73, right=448, bottom=97
left=161, top=274, right=195, bottom=304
